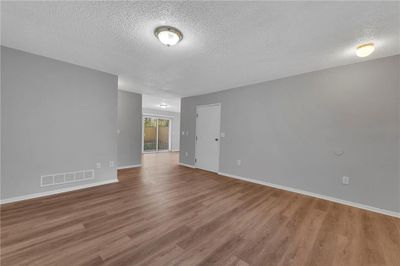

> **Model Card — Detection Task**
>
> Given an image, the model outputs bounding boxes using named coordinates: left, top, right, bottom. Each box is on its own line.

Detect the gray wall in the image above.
left=1, top=46, right=118, bottom=200
left=142, top=108, right=180, bottom=151
left=180, top=55, right=400, bottom=213
left=118, top=90, right=142, bottom=167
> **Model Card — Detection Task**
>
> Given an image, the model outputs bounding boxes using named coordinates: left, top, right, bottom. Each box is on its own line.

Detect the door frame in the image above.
left=194, top=103, right=221, bottom=172
left=142, top=114, right=172, bottom=153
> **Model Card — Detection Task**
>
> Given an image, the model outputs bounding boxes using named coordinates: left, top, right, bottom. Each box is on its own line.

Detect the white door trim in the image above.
left=142, top=113, right=174, bottom=118
left=194, top=103, right=221, bottom=172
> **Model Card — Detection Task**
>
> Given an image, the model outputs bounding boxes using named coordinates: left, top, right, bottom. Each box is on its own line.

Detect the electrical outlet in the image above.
left=342, top=176, right=350, bottom=185
left=109, top=161, right=115, bottom=168
left=96, top=162, right=101, bottom=169
left=237, top=159, right=241, bottom=166
left=221, top=132, right=225, bottom=138
left=182, top=131, right=185, bottom=135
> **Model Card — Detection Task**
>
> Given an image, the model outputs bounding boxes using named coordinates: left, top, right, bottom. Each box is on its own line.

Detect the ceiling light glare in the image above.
left=154, top=26, right=183, bottom=46
left=356, top=43, right=375, bottom=57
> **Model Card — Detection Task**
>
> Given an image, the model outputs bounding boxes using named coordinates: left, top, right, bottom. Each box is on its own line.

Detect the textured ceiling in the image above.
left=2, top=1, right=399, bottom=98
left=142, top=94, right=181, bottom=113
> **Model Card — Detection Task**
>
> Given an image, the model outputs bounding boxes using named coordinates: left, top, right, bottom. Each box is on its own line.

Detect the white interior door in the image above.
left=195, top=104, right=221, bottom=172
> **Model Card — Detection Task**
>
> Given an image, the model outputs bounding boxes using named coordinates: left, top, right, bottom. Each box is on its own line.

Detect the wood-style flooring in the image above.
left=1, top=152, right=399, bottom=266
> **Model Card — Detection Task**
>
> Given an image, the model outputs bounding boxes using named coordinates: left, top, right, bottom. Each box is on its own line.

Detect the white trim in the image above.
left=117, top=164, right=142, bottom=170
left=171, top=149, right=180, bottom=152
left=218, top=172, right=400, bottom=218
left=179, top=162, right=196, bottom=168
left=195, top=103, right=222, bottom=108
left=0, top=179, right=119, bottom=205
left=142, top=113, right=175, bottom=118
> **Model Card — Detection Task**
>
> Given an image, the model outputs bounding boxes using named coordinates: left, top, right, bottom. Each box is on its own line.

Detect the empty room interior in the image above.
left=1, top=1, right=399, bottom=266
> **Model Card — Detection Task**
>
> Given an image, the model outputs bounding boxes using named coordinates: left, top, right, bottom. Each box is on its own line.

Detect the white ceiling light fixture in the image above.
left=159, top=103, right=168, bottom=108
left=154, top=26, right=183, bottom=46
left=355, top=43, right=375, bottom=57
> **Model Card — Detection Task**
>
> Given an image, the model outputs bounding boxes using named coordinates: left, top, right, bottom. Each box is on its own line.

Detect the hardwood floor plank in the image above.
left=104, top=225, right=192, bottom=265
left=1, top=152, right=399, bottom=266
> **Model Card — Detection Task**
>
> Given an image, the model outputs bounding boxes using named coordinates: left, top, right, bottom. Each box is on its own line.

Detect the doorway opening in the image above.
left=143, top=116, right=171, bottom=153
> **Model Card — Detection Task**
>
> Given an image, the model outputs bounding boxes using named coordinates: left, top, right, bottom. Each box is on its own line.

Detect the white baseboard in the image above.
left=171, top=149, right=180, bottom=152
left=179, top=162, right=195, bottom=168
left=0, top=179, right=119, bottom=205
left=117, top=164, right=142, bottom=170
left=218, top=172, right=400, bottom=218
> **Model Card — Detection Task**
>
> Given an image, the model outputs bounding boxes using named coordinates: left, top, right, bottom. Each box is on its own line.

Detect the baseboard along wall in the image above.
left=218, top=171, right=400, bottom=218
left=0, top=179, right=119, bottom=205
left=117, top=164, right=142, bottom=170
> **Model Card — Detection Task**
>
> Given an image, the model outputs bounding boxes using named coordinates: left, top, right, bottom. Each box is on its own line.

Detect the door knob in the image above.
left=215, top=138, right=219, bottom=141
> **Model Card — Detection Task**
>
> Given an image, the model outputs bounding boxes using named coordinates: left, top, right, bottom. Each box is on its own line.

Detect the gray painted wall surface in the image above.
left=118, top=90, right=142, bottom=167
left=142, top=108, right=180, bottom=151
left=180, top=55, right=400, bottom=212
left=1, top=46, right=118, bottom=199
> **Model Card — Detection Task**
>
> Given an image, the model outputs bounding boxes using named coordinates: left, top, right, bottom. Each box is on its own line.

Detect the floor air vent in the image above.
left=41, top=170, right=95, bottom=187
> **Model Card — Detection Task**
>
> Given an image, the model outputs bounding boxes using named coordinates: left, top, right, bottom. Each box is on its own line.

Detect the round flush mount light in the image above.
left=159, top=103, right=168, bottom=108
left=356, top=43, right=375, bottom=57
left=154, top=26, right=183, bottom=46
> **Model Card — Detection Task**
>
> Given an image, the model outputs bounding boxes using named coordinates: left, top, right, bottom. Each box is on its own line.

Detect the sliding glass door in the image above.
left=143, top=117, right=170, bottom=152
left=157, top=119, right=170, bottom=151
left=143, top=117, right=157, bottom=151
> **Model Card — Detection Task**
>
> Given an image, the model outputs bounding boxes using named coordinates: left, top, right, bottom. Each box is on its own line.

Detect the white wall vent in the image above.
left=40, top=169, right=95, bottom=187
